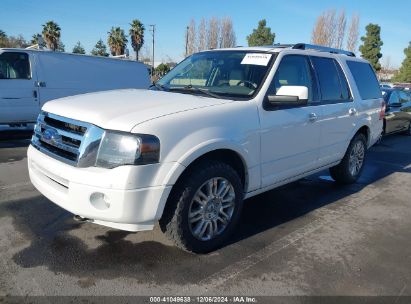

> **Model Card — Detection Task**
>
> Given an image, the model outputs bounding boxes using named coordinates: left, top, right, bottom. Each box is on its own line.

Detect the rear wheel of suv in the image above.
left=402, top=122, right=411, bottom=136
left=159, top=160, right=244, bottom=253
left=330, top=133, right=367, bottom=184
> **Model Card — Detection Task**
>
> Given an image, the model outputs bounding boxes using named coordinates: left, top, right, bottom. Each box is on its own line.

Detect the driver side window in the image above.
left=268, top=55, right=315, bottom=102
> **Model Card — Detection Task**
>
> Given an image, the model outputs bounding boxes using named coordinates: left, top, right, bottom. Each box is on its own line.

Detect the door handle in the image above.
left=35, top=81, right=46, bottom=87
left=308, top=113, right=318, bottom=122
left=33, top=90, right=38, bottom=98
left=349, top=108, right=357, bottom=116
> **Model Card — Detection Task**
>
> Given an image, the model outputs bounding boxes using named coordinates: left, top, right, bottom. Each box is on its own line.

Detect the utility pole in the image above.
left=185, top=26, right=189, bottom=57
left=149, top=24, right=155, bottom=78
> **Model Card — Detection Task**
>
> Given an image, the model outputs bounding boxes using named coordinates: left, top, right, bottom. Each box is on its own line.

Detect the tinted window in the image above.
left=269, top=55, right=315, bottom=101
left=335, top=62, right=351, bottom=100
left=0, top=52, right=31, bottom=80
left=311, top=57, right=346, bottom=101
left=398, top=91, right=410, bottom=103
left=388, top=91, right=400, bottom=104
left=346, top=61, right=381, bottom=100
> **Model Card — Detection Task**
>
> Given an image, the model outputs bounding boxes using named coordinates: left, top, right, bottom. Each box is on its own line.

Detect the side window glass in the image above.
left=335, top=62, right=351, bottom=100
left=398, top=91, right=409, bottom=103
left=0, top=52, right=31, bottom=80
left=311, top=57, right=344, bottom=101
left=389, top=92, right=400, bottom=104
left=269, top=55, right=314, bottom=101
left=346, top=61, right=382, bottom=100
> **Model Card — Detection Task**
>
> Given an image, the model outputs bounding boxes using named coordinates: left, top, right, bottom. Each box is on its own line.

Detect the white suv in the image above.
left=28, top=43, right=384, bottom=253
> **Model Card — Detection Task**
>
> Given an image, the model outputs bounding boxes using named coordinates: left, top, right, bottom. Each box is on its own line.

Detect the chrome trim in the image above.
left=31, top=111, right=104, bottom=167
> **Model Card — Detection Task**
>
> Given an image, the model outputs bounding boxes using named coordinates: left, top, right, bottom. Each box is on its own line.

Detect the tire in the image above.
left=330, top=133, right=367, bottom=185
left=159, top=160, right=244, bottom=253
left=401, top=122, right=411, bottom=136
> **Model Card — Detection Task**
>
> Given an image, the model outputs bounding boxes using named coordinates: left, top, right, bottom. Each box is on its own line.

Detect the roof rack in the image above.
left=291, top=43, right=355, bottom=57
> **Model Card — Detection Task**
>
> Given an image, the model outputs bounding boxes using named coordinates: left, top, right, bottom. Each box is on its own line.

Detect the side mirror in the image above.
left=267, top=86, right=308, bottom=106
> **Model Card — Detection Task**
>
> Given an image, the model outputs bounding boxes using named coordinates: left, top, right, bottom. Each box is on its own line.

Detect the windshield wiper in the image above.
left=169, top=85, right=221, bottom=99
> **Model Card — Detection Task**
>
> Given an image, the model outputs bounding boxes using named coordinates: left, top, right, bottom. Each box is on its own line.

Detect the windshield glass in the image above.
left=155, top=51, right=274, bottom=99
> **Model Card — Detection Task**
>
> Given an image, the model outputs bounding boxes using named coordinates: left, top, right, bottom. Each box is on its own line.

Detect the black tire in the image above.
left=159, top=160, right=244, bottom=253
left=330, top=133, right=367, bottom=185
left=401, top=122, right=411, bottom=136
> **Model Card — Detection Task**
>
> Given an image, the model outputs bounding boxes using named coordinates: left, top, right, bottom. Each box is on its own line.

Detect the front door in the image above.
left=259, top=54, right=322, bottom=188
left=0, top=51, right=39, bottom=124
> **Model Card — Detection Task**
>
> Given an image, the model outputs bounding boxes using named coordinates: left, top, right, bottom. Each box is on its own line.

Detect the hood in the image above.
left=42, top=89, right=232, bottom=131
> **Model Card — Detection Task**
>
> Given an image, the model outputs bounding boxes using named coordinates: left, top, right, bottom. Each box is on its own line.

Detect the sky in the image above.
left=1, top=0, right=410, bottom=67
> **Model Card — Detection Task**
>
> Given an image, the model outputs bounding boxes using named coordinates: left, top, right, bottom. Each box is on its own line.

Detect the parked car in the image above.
left=381, top=88, right=411, bottom=135
left=0, top=48, right=150, bottom=126
left=28, top=43, right=384, bottom=253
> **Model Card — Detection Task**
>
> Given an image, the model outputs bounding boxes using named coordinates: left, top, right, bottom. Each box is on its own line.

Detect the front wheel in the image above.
left=330, top=133, right=367, bottom=184
left=159, top=160, right=244, bottom=253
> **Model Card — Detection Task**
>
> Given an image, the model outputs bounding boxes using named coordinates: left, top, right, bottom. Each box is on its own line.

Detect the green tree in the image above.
left=57, top=40, right=65, bottom=52
left=31, top=33, right=46, bottom=48
left=107, top=27, right=128, bottom=56
left=42, top=21, right=61, bottom=51
left=359, top=23, right=383, bottom=71
left=91, top=39, right=109, bottom=56
left=246, top=19, right=275, bottom=46
left=393, top=42, right=411, bottom=82
left=0, top=30, right=7, bottom=47
left=72, top=41, right=85, bottom=54
left=129, top=19, right=145, bottom=61
left=155, top=63, right=170, bottom=77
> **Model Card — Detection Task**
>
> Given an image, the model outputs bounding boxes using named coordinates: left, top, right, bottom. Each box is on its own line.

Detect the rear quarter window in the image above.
left=346, top=61, right=381, bottom=100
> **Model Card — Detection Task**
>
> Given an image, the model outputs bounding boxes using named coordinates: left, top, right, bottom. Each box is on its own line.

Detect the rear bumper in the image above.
left=28, top=145, right=178, bottom=231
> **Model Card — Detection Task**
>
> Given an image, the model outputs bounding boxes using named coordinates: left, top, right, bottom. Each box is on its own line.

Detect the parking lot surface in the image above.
left=0, top=132, right=410, bottom=297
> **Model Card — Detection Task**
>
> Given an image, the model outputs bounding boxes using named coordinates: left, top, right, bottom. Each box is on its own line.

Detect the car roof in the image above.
left=199, top=43, right=370, bottom=63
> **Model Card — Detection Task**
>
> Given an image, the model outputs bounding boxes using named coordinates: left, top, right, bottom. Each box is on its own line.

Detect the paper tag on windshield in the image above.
left=241, top=53, right=272, bottom=66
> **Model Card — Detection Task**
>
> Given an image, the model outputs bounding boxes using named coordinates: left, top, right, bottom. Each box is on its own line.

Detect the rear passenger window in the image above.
left=311, top=57, right=348, bottom=102
left=346, top=61, right=381, bottom=100
left=0, top=52, right=31, bottom=80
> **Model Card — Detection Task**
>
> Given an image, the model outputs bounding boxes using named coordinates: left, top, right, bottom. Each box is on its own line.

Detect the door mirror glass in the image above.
left=268, top=85, right=308, bottom=106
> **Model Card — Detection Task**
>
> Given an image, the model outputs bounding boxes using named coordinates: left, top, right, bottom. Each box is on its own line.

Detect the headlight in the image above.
left=95, top=131, right=160, bottom=168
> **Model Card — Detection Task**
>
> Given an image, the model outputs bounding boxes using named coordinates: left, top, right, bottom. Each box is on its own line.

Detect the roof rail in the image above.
left=292, top=43, right=355, bottom=57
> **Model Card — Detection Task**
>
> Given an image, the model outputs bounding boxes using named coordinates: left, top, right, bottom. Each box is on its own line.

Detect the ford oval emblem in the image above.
left=42, top=128, right=61, bottom=144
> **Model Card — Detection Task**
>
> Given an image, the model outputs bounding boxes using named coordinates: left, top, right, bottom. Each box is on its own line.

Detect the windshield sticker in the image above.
left=241, top=53, right=272, bottom=66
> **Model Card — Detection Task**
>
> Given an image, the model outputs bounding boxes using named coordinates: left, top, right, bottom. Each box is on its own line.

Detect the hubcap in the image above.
left=188, top=177, right=235, bottom=241
left=349, top=141, right=365, bottom=177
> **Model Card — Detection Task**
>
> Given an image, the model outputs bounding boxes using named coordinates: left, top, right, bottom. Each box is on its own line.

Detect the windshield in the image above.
left=155, top=51, right=274, bottom=99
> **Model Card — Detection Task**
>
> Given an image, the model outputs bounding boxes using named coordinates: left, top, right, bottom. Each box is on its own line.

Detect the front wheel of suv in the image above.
left=159, top=160, right=244, bottom=253
left=330, top=133, right=367, bottom=184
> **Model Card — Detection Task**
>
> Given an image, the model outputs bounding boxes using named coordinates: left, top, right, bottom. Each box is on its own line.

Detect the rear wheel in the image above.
left=330, top=133, right=367, bottom=184
left=402, top=122, right=411, bottom=136
left=160, top=160, right=244, bottom=253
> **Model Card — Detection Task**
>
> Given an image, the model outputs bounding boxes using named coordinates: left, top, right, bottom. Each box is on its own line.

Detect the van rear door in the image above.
left=0, top=51, right=39, bottom=124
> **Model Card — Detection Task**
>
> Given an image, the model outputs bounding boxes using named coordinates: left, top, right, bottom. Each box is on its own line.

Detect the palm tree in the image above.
left=129, top=19, right=145, bottom=61
left=42, top=21, right=61, bottom=51
left=107, top=27, right=128, bottom=56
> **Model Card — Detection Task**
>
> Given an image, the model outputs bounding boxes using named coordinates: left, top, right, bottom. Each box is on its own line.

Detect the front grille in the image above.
left=32, top=112, right=104, bottom=167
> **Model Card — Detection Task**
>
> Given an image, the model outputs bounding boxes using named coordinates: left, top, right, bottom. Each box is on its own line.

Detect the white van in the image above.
left=0, top=48, right=150, bottom=125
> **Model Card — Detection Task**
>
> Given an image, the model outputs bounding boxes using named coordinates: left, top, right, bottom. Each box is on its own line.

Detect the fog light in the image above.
left=90, top=192, right=110, bottom=210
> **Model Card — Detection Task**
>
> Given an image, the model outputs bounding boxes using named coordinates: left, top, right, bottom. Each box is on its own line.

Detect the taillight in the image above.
left=379, top=101, right=386, bottom=120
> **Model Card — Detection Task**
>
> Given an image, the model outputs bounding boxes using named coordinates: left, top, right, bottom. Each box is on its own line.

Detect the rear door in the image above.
left=0, top=51, right=39, bottom=124
left=311, top=56, right=355, bottom=166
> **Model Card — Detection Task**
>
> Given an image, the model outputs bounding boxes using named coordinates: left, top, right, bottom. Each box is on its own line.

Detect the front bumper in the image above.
left=27, top=145, right=181, bottom=231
